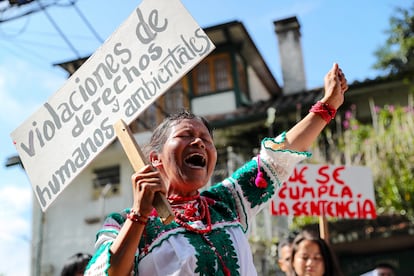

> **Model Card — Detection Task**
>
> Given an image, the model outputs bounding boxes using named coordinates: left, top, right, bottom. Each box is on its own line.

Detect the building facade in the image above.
left=25, top=16, right=414, bottom=276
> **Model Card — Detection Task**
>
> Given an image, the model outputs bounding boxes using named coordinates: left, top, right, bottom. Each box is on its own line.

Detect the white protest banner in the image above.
left=10, top=0, right=215, bottom=211
left=271, top=164, right=377, bottom=219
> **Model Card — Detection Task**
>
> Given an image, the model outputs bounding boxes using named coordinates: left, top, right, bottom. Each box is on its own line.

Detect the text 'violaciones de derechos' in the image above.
left=11, top=0, right=214, bottom=211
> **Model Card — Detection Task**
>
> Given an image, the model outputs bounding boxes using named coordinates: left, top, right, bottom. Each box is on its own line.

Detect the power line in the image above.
left=1, top=0, right=105, bottom=59
left=0, top=0, right=54, bottom=23
left=36, top=0, right=80, bottom=58
left=69, top=0, right=103, bottom=43
left=0, top=11, right=30, bottom=36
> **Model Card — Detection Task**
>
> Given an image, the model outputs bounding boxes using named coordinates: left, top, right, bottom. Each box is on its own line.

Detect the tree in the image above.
left=373, top=3, right=414, bottom=76
left=291, top=3, right=414, bottom=229
left=339, top=102, right=414, bottom=219
left=291, top=99, right=414, bottom=230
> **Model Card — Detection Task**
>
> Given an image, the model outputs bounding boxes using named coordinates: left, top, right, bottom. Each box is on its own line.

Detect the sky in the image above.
left=0, top=0, right=411, bottom=275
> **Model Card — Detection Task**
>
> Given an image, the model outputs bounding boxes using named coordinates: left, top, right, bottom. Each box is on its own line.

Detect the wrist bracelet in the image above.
left=309, top=101, right=337, bottom=123
left=127, top=209, right=149, bottom=225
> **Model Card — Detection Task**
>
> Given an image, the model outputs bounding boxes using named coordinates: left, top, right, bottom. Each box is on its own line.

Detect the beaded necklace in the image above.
left=168, top=193, right=231, bottom=276
left=168, top=192, right=212, bottom=234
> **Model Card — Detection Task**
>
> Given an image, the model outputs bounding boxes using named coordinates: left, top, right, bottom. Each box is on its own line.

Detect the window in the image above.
left=214, top=57, right=230, bottom=90
left=92, top=165, right=120, bottom=199
left=193, top=53, right=233, bottom=95
left=196, top=62, right=212, bottom=94
left=131, top=79, right=190, bottom=133
left=132, top=104, right=158, bottom=133
left=161, top=79, right=189, bottom=114
left=236, top=54, right=249, bottom=101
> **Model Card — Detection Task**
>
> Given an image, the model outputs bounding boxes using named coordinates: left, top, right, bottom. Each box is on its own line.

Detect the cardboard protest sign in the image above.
left=271, top=164, right=377, bottom=219
left=10, top=0, right=215, bottom=211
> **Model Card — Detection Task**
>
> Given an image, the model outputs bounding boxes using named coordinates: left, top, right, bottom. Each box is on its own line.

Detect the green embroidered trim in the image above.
left=138, top=216, right=182, bottom=257
left=96, top=229, right=119, bottom=239
left=136, top=187, right=244, bottom=258
left=224, top=178, right=250, bottom=233
left=85, top=241, right=112, bottom=275
left=278, top=131, right=287, bottom=142
left=208, top=229, right=240, bottom=275
left=186, top=232, right=217, bottom=275
left=94, top=212, right=125, bottom=241
left=109, top=211, right=127, bottom=224
left=185, top=228, right=240, bottom=276
left=232, top=159, right=275, bottom=208
left=261, top=157, right=283, bottom=188
left=202, top=185, right=238, bottom=222
left=262, top=136, right=312, bottom=157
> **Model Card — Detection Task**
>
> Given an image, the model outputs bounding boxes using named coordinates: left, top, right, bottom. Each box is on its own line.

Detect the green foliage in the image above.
left=366, top=105, right=414, bottom=217
left=291, top=216, right=319, bottom=230
left=309, top=100, right=414, bottom=220
left=374, top=3, right=414, bottom=75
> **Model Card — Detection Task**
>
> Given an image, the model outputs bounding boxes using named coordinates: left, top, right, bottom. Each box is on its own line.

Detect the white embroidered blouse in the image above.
left=85, top=133, right=310, bottom=276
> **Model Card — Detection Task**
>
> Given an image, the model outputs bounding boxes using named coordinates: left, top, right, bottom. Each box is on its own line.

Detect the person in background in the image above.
left=291, top=230, right=343, bottom=276
left=360, top=262, right=397, bottom=276
left=60, top=252, right=92, bottom=276
left=374, top=262, right=397, bottom=276
left=85, top=63, right=348, bottom=276
left=277, top=236, right=295, bottom=276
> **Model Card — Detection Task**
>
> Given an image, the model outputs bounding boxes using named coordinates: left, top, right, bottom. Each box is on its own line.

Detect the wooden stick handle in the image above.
left=319, top=215, right=329, bottom=243
left=113, top=119, right=174, bottom=225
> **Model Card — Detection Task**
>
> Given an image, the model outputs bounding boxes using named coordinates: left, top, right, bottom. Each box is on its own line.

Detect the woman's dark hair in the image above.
left=291, top=230, right=343, bottom=276
left=144, top=110, right=213, bottom=156
left=60, top=252, right=92, bottom=276
left=277, top=234, right=295, bottom=259
left=375, top=262, right=397, bottom=273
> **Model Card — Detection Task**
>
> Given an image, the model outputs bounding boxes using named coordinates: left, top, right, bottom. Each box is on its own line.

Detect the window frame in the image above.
left=92, top=165, right=120, bottom=199
left=192, top=53, right=233, bottom=95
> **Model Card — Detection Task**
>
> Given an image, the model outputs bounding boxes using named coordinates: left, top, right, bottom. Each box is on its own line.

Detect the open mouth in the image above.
left=184, top=153, right=206, bottom=168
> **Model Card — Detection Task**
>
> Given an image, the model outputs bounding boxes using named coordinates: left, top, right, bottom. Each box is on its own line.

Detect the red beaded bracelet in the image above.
left=127, top=209, right=148, bottom=225
left=309, top=101, right=337, bottom=123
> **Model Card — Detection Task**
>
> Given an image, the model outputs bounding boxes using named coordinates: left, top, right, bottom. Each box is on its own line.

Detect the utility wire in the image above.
left=3, top=35, right=71, bottom=50
left=36, top=0, right=80, bottom=58
left=0, top=39, right=61, bottom=73
left=1, top=0, right=104, bottom=56
left=0, top=1, right=54, bottom=23
left=0, top=12, right=31, bottom=36
left=69, top=0, right=104, bottom=43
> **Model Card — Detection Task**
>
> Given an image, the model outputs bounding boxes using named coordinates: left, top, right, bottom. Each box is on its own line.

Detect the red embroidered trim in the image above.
left=309, top=101, right=337, bottom=123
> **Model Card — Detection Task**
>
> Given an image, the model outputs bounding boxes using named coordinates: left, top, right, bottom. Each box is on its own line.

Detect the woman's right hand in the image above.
left=320, top=63, right=348, bottom=109
left=131, top=165, right=166, bottom=217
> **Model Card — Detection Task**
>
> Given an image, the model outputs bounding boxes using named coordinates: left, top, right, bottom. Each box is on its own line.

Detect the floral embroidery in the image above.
left=185, top=232, right=217, bottom=275
left=202, top=185, right=238, bottom=223
left=185, top=229, right=240, bottom=276
left=208, top=229, right=240, bottom=275
left=84, top=241, right=112, bottom=276
left=231, top=160, right=275, bottom=208
left=85, top=136, right=312, bottom=276
left=138, top=216, right=181, bottom=258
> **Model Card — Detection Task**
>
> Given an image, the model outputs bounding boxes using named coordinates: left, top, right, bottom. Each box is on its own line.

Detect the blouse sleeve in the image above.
left=260, top=132, right=311, bottom=186
left=221, top=132, right=311, bottom=232
left=84, top=211, right=129, bottom=276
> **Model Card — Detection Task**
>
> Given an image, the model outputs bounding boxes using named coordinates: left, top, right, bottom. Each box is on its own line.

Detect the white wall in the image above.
left=247, top=66, right=271, bottom=102
left=192, top=91, right=237, bottom=116
left=32, top=139, right=138, bottom=276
